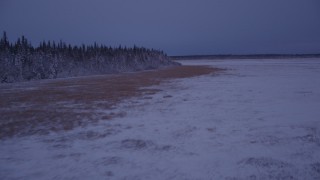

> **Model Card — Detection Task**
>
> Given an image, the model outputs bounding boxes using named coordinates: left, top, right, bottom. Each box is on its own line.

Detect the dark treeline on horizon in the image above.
left=0, top=32, right=167, bottom=57
left=171, top=54, right=320, bottom=60
left=0, top=31, right=177, bottom=83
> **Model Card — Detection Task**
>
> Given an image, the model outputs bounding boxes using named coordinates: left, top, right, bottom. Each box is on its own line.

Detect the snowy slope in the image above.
left=1, top=58, right=320, bottom=179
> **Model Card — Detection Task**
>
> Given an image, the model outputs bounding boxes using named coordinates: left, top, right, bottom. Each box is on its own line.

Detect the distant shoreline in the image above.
left=171, top=54, right=320, bottom=60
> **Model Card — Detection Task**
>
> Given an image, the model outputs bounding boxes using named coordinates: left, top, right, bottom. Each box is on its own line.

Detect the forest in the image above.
left=0, top=32, right=179, bottom=83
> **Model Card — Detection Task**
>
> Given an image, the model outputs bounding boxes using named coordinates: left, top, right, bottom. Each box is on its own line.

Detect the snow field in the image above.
left=1, top=58, right=320, bottom=179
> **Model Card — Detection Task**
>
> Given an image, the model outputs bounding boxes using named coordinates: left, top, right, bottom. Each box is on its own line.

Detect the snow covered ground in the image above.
left=1, top=58, right=320, bottom=179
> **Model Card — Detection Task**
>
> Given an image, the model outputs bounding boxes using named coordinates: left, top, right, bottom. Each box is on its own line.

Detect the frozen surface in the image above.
left=1, top=58, right=320, bottom=179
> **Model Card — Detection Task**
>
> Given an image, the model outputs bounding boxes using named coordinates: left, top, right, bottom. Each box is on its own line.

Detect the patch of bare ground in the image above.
left=0, top=65, right=222, bottom=138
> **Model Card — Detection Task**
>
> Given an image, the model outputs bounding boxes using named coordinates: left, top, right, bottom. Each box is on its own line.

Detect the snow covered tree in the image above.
left=0, top=32, right=179, bottom=83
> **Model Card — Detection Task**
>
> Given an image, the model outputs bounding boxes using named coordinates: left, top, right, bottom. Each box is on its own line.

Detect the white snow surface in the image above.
left=1, top=58, right=320, bottom=179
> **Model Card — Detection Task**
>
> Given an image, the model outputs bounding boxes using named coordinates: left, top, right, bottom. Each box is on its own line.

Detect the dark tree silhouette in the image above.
left=0, top=32, right=179, bottom=83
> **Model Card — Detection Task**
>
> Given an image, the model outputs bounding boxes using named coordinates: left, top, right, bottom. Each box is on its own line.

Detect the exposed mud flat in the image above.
left=0, top=65, right=219, bottom=139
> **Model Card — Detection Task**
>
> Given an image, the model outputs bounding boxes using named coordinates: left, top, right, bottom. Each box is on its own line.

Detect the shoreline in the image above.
left=0, top=65, right=221, bottom=138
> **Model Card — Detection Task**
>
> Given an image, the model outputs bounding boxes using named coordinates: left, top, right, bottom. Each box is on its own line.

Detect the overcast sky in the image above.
left=1, top=0, right=320, bottom=55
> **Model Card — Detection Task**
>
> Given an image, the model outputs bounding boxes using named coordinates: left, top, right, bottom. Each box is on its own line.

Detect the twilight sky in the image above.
left=1, top=0, right=320, bottom=55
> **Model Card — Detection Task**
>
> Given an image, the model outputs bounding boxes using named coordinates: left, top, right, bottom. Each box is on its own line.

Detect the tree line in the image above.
left=0, top=31, right=178, bottom=83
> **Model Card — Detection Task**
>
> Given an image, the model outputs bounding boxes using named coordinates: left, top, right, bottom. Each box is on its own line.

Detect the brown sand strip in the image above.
left=0, top=65, right=222, bottom=138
